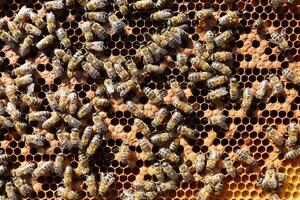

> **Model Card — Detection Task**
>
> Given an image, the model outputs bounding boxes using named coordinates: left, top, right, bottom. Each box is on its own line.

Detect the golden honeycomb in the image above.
left=0, top=0, right=299, bottom=199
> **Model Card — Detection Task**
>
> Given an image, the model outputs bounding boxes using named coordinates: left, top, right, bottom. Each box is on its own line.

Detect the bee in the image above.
left=103, top=61, right=117, bottom=79
left=241, top=87, right=253, bottom=112
left=14, top=6, right=32, bottom=24
left=223, top=157, right=236, bottom=178
left=14, top=74, right=33, bottom=87
left=196, top=184, right=213, bottom=200
left=98, top=172, right=115, bottom=196
left=95, top=85, right=106, bottom=97
left=177, top=125, right=197, bottom=140
left=0, top=116, right=13, bottom=128
left=36, top=34, right=55, bottom=50
left=147, top=41, right=167, bottom=63
left=117, top=80, right=137, bottom=97
left=46, top=12, right=56, bottom=33
left=13, top=121, right=28, bottom=134
left=145, top=191, right=157, bottom=200
left=133, top=118, right=150, bottom=138
left=207, top=88, right=228, bottom=101
left=63, top=114, right=81, bottom=128
left=70, top=128, right=80, bottom=147
left=285, top=147, right=300, bottom=159
left=66, top=0, right=76, bottom=6
left=155, top=0, right=169, bottom=8
left=271, top=0, right=280, bottom=11
left=190, top=56, right=213, bottom=72
left=24, top=134, right=45, bottom=146
left=209, top=114, right=228, bottom=130
left=24, top=23, right=42, bottom=37
left=77, top=103, right=93, bottom=119
left=56, top=27, right=71, bottom=49
left=139, top=138, right=155, bottom=160
left=57, top=187, right=79, bottom=200
left=195, top=153, right=206, bottom=173
left=152, top=162, right=165, bottom=182
left=179, top=163, right=193, bottom=182
left=104, top=78, right=117, bottom=98
left=33, top=161, right=53, bottom=178
left=287, top=121, right=299, bottom=147
left=19, top=35, right=34, bottom=57
left=143, top=87, right=163, bottom=106
left=255, top=80, right=269, bottom=100
left=12, top=63, right=34, bottom=77
left=63, top=165, right=73, bottom=188
left=195, top=8, right=214, bottom=21
left=79, top=22, right=94, bottom=42
left=0, top=30, right=18, bottom=49
left=116, top=0, right=128, bottom=16
left=114, top=58, right=130, bottom=81
left=206, top=149, right=221, bottom=172
left=260, top=167, right=279, bottom=190
left=82, top=62, right=100, bottom=79
left=150, top=132, right=175, bottom=145
left=145, top=64, right=164, bottom=74
left=85, top=41, right=106, bottom=52
left=126, top=59, right=140, bottom=78
left=86, top=52, right=102, bottom=71
left=29, top=12, right=46, bottom=28
left=133, top=180, right=156, bottom=191
left=92, top=113, right=107, bottom=134
left=219, top=11, right=239, bottom=26
left=5, top=182, right=19, bottom=200
left=44, top=0, right=65, bottom=10
left=6, top=102, right=22, bottom=120
left=266, top=127, right=284, bottom=147
left=162, top=161, right=179, bottom=181
left=167, top=13, right=188, bottom=26
left=52, top=58, right=64, bottom=77
left=13, top=177, right=33, bottom=197
left=173, top=99, right=193, bottom=114
left=175, top=53, right=188, bottom=74
left=56, top=130, right=72, bottom=151
left=282, top=68, right=300, bottom=86
left=193, top=42, right=209, bottom=60
left=210, top=51, right=233, bottom=62
left=211, top=61, right=232, bottom=75
left=77, top=153, right=90, bottom=176
left=140, top=45, right=155, bottom=64
left=157, top=180, right=177, bottom=193
left=0, top=165, right=7, bottom=176
left=0, top=154, right=9, bottom=165
left=85, top=174, right=98, bottom=197
left=151, top=108, right=169, bottom=128
left=204, top=30, right=215, bottom=54
left=54, top=153, right=64, bottom=176
left=85, top=12, right=108, bottom=23
left=108, top=13, right=126, bottom=33
left=269, top=74, right=284, bottom=95
left=127, top=101, right=145, bottom=119
left=235, top=149, right=256, bottom=165
left=215, top=30, right=233, bottom=47
left=150, top=33, right=168, bottom=48
left=187, top=71, right=211, bottom=83
left=269, top=194, right=280, bottom=200
left=27, top=111, right=51, bottom=122
left=91, top=22, right=108, bottom=40
left=158, top=147, right=180, bottom=163
left=228, top=78, right=239, bottom=101
left=203, top=173, right=224, bottom=185
left=5, top=85, right=19, bottom=104
left=132, top=0, right=154, bottom=10
left=66, top=91, right=78, bottom=115
left=85, top=0, right=107, bottom=10
left=91, top=97, right=110, bottom=108
left=207, top=75, right=228, bottom=89
left=270, top=32, right=289, bottom=52
left=86, top=134, right=102, bottom=157
left=253, top=19, right=267, bottom=36
left=170, top=79, right=186, bottom=101
left=79, top=126, right=93, bottom=151
left=47, top=91, right=63, bottom=112
left=163, top=30, right=182, bottom=48
left=150, top=9, right=172, bottom=21
left=166, top=111, right=182, bottom=131
left=213, top=182, right=224, bottom=195
left=54, top=48, right=72, bottom=63
left=7, top=21, right=23, bottom=40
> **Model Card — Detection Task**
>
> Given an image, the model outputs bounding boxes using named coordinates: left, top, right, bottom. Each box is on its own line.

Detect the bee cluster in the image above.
left=0, top=0, right=299, bottom=199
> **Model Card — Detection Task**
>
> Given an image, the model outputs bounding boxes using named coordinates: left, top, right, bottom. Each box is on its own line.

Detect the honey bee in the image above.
left=66, top=0, right=76, bottom=6
left=46, top=12, right=56, bottom=33
left=47, top=91, right=63, bottom=112
left=241, top=87, right=253, bottom=112
left=19, top=35, right=34, bottom=57
left=86, top=134, right=102, bottom=157
left=5, top=85, right=19, bottom=104
left=150, top=33, right=168, bottom=48
left=209, top=114, right=228, bottom=130
left=54, top=49, right=71, bottom=64
left=24, top=134, right=45, bottom=146
left=79, top=22, right=93, bottom=42
left=79, top=126, right=93, bottom=151
left=92, top=113, right=107, bottom=134
left=139, top=138, right=155, bottom=160
left=91, top=22, right=108, bottom=40
left=162, top=161, right=179, bottom=181
left=63, top=114, right=81, bottom=128
left=282, top=68, right=300, bottom=86
left=54, top=153, right=64, bottom=176
left=150, top=9, right=172, bottom=21
left=24, top=23, right=42, bottom=37
left=115, top=0, right=128, bottom=16
left=179, top=163, right=193, bottom=182
left=167, top=13, right=188, bottom=26
left=117, top=80, right=137, bottom=97
left=253, top=19, right=267, bottom=36
left=235, top=149, right=256, bottom=165
left=206, top=149, right=221, bottom=172
left=173, top=99, right=193, bottom=114
left=82, top=62, right=100, bottom=79
left=229, top=78, right=239, bottom=101
left=140, top=45, right=155, bottom=64
left=157, top=180, right=177, bottom=193
left=33, top=161, right=53, bottom=178
left=63, top=165, right=73, bottom=188
left=163, top=30, right=182, bottom=48
left=214, top=30, right=233, bottom=47
left=266, top=127, right=284, bottom=147
left=175, top=53, right=188, bottom=74
left=98, top=172, right=115, bottom=196
left=7, top=21, right=23, bottom=40
left=77, top=103, right=93, bottom=118
left=193, top=42, right=209, bottom=60
left=211, top=61, right=232, bottom=76
left=147, top=41, right=167, bottom=63
left=223, top=157, right=236, bottom=178
left=21, top=93, right=39, bottom=107
left=145, top=191, right=157, bottom=200
left=0, top=154, right=9, bottom=165
left=196, top=184, right=214, bottom=200
left=13, top=121, right=28, bottom=134
left=86, top=52, right=102, bottom=71
left=269, top=74, right=284, bottom=95
left=56, top=130, right=72, bottom=151
left=104, top=78, right=117, bottom=98
left=158, top=147, right=180, bottom=163
left=132, top=0, right=154, bottom=10
left=85, top=41, right=105, bottom=52
left=114, top=58, right=129, bottom=81
left=206, top=75, right=228, bottom=89
left=6, top=102, right=22, bottom=120
left=255, top=80, right=269, bottom=100
left=195, top=8, right=214, bottom=21
left=169, top=79, right=186, bottom=101
left=190, top=56, right=213, bottom=72
left=0, top=165, right=7, bottom=176
left=260, top=167, right=280, bottom=190
left=77, top=153, right=90, bottom=176
left=85, top=12, right=108, bottom=23
left=29, top=12, right=46, bottom=28
left=152, top=162, right=165, bottom=182
left=95, top=84, right=106, bottom=97
left=0, top=30, right=18, bottom=49
left=5, top=182, right=19, bottom=200
left=204, top=30, right=215, bottom=54
left=287, top=121, right=299, bottom=147
left=126, top=59, right=140, bottom=78
left=56, top=27, right=71, bottom=48
left=270, top=31, right=289, bottom=52
left=108, top=13, right=126, bottom=33
left=210, top=51, right=233, bottom=62
left=128, top=101, right=145, bottom=119
left=91, top=96, right=110, bottom=108
left=155, top=0, right=169, bottom=8
left=284, top=147, right=300, bottom=159
left=169, top=139, right=179, bottom=152
left=150, top=132, right=174, bottom=145
left=177, top=125, right=197, bottom=140
left=44, top=0, right=65, bottom=10
left=134, top=118, right=150, bottom=138
left=103, top=61, right=117, bottom=79
left=14, top=6, right=32, bottom=24
left=219, top=11, right=239, bottom=26
left=166, top=111, right=182, bottom=131
left=65, top=91, right=78, bottom=115
left=52, top=58, right=64, bottom=77
left=269, top=193, right=280, bottom=200
left=27, top=111, right=51, bottom=122
left=85, top=0, right=107, bottom=10
left=0, top=116, right=13, bottom=128
left=143, top=87, right=163, bottom=106
left=85, top=174, right=97, bottom=197
left=145, top=64, right=164, bottom=74
left=203, top=173, right=224, bottom=185
left=57, top=187, right=79, bottom=200
left=70, top=128, right=80, bottom=147
left=14, top=74, right=33, bottom=87
left=132, top=180, right=156, bottom=191
left=195, top=153, right=206, bottom=173
left=13, top=177, right=33, bottom=197
left=36, top=34, right=55, bottom=50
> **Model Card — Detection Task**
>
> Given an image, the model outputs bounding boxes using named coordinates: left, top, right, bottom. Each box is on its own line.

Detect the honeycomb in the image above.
left=0, top=0, right=299, bottom=199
